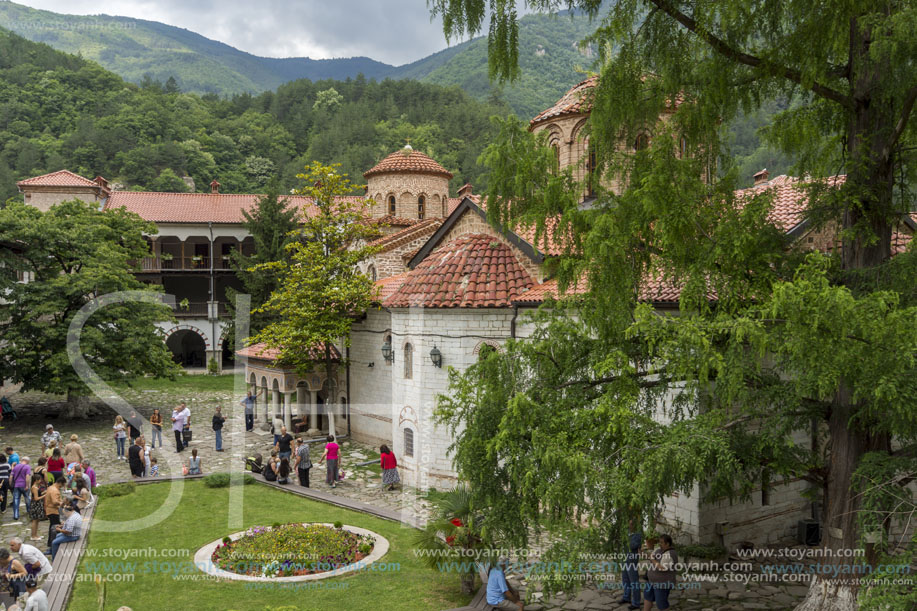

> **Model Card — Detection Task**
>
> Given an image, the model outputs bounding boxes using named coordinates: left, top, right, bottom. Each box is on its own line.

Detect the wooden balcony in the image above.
left=136, top=256, right=236, bottom=272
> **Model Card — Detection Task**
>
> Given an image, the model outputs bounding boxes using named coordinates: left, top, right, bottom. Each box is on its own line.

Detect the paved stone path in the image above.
left=0, top=388, right=815, bottom=610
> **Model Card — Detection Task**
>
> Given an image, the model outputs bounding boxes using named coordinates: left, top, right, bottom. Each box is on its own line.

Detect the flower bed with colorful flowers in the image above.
left=211, top=523, right=376, bottom=578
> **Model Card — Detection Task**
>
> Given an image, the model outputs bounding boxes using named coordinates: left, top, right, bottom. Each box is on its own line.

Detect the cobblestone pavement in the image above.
left=0, top=387, right=814, bottom=610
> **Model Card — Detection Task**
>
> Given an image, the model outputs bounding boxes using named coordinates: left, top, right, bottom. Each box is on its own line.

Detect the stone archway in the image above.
left=166, top=328, right=207, bottom=367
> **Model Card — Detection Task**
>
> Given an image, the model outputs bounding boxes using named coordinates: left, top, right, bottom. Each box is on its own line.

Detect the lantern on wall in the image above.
left=429, top=345, right=443, bottom=368
left=381, top=339, right=394, bottom=363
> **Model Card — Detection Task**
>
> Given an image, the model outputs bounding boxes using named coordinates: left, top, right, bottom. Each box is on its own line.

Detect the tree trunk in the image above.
left=324, top=345, right=336, bottom=438
left=62, top=389, right=92, bottom=419
left=796, top=14, right=896, bottom=610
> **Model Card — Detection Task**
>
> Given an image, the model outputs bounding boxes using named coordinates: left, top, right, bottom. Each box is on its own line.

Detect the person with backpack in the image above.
left=9, top=458, right=32, bottom=521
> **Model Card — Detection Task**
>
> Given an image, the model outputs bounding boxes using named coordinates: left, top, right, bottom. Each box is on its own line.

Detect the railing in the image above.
left=171, top=301, right=230, bottom=318
left=137, top=256, right=236, bottom=272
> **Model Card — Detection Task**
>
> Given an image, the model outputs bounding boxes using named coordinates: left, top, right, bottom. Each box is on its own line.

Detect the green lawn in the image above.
left=69, top=481, right=471, bottom=611
left=112, top=373, right=239, bottom=393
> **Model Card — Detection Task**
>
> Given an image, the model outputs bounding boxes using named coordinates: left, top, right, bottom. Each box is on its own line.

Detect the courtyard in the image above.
left=0, top=378, right=826, bottom=611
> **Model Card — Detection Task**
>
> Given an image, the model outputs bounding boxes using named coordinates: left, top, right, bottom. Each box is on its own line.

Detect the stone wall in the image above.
left=369, top=230, right=438, bottom=279
left=367, top=173, right=450, bottom=219
left=348, top=309, right=395, bottom=448
left=387, top=307, right=515, bottom=488
left=23, top=187, right=103, bottom=212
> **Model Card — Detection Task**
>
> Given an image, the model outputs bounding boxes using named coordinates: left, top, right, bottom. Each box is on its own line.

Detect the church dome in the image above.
left=363, top=146, right=453, bottom=179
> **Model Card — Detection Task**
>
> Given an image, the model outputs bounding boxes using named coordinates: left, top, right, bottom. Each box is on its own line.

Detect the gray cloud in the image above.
left=18, top=0, right=463, bottom=65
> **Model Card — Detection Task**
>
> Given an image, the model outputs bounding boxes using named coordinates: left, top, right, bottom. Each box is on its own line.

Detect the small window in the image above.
left=634, top=133, right=649, bottom=151
left=679, top=136, right=688, bottom=159
left=418, top=195, right=425, bottom=220
left=388, top=195, right=396, bottom=215
left=403, top=428, right=414, bottom=457
left=404, top=343, right=413, bottom=379
left=367, top=264, right=377, bottom=281
left=550, top=141, right=560, bottom=173
left=586, top=146, right=597, bottom=197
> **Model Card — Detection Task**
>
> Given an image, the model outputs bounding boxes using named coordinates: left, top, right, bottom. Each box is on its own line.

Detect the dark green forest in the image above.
left=0, top=28, right=510, bottom=202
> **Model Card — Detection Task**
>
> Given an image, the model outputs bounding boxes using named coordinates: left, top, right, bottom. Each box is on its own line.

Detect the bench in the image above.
left=42, top=502, right=96, bottom=611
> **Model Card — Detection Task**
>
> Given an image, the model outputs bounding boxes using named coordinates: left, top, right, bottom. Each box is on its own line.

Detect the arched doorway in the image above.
left=166, top=329, right=206, bottom=367
left=221, top=337, right=234, bottom=369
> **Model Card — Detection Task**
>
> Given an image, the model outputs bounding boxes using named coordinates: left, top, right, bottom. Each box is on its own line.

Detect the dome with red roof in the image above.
left=363, top=145, right=453, bottom=179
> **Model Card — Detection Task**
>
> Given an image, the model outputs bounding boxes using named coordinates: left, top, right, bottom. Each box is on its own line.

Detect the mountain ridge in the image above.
left=0, top=1, right=599, bottom=117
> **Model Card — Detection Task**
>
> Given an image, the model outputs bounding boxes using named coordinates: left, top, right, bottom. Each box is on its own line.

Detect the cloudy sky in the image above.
left=17, top=0, right=472, bottom=66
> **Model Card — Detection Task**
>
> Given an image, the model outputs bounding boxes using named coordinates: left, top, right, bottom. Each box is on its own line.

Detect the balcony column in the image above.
left=308, top=390, right=320, bottom=436
left=261, top=385, right=270, bottom=425
left=284, top=391, right=294, bottom=431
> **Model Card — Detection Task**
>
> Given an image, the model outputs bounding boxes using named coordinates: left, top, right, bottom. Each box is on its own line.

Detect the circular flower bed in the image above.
left=211, top=523, right=376, bottom=578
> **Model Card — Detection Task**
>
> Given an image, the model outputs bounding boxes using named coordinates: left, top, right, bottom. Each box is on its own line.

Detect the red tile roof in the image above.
left=363, top=147, right=453, bottom=179
left=104, top=191, right=362, bottom=224
left=373, top=215, right=425, bottom=228
left=17, top=170, right=101, bottom=189
left=530, top=76, right=598, bottom=125
left=368, top=218, right=442, bottom=252
left=514, top=217, right=569, bottom=256
left=374, top=273, right=410, bottom=302
left=236, top=342, right=340, bottom=363
left=736, top=174, right=846, bottom=233
left=513, top=276, right=588, bottom=304
left=384, top=234, right=535, bottom=308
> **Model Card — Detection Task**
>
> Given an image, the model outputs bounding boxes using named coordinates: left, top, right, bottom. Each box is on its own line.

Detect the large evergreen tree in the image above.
left=227, top=182, right=300, bottom=334
left=0, top=200, right=179, bottom=415
left=430, top=2, right=917, bottom=609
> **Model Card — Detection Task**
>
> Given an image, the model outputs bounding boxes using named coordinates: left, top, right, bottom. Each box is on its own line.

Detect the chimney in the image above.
left=210, top=179, right=220, bottom=194
left=94, top=176, right=109, bottom=190
left=457, top=183, right=473, bottom=198
left=753, top=169, right=769, bottom=186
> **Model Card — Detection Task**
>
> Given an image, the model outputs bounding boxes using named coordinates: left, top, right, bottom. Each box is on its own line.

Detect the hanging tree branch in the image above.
left=647, top=0, right=853, bottom=110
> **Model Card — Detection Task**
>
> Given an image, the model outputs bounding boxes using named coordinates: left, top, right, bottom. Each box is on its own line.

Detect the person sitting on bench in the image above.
left=485, top=557, right=524, bottom=610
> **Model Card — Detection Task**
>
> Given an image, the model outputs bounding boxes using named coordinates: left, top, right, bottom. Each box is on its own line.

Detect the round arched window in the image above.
left=388, top=195, right=396, bottom=215
left=418, top=195, right=425, bottom=219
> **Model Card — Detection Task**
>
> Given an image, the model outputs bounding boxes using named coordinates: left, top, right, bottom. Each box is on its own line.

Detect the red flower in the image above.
left=450, top=518, right=464, bottom=527
left=445, top=535, right=456, bottom=546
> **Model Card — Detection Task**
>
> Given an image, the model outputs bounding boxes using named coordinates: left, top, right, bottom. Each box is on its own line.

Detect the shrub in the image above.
left=333, top=521, right=343, bottom=529
left=95, top=482, right=137, bottom=498
left=207, top=357, right=219, bottom=375
left=202, top=473, right=256, bottom=488
left=222, top=536, right=232, bottom=544
left=679, top=544, right=727, bottom=560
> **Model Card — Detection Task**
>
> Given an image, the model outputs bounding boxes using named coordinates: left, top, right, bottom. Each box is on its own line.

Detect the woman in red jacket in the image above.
left=379, top=445, right=400, bottom=491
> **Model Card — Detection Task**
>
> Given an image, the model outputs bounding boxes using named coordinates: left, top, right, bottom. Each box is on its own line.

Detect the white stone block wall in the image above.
left=347, top=309, right=395, bottom=448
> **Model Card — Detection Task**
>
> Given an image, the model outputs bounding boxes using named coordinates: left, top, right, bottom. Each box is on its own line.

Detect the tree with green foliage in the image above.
left=431, top=2, right=917, bottom=609
left=226, top=182, right=301, bottom=334
left=0, top=200, right=179, bottom=416
left=251, top=163, right=381, bottom=435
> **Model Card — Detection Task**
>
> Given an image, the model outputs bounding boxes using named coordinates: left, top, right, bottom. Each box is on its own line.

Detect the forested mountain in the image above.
left=0, top=1, right=392, bottom=94
left=0, top=1, right=597, bottom=119
left=0, top=28, right=510, bottom=202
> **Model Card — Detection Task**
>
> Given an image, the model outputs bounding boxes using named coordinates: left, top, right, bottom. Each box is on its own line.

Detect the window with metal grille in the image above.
left=404, top=428, right=414, bottom=457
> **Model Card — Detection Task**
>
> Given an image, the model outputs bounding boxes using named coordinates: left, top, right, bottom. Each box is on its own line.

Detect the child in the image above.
left=149, top=458, right=159, bottom=477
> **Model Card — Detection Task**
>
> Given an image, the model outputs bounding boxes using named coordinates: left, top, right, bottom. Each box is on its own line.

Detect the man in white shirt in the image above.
left=9, top=538, right=52, bottom=579
left=23, top=578, right=49, bottom=611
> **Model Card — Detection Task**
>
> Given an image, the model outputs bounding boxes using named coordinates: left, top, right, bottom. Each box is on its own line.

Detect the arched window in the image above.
left=404, top=343, right=413, bottom=379
left=634, top=133, right=649, bottom=151
left=551, top=143, right=560, bottom=173
left=403, top=428, right=414, bottom=457
left=367, top=264, right=377, bottom=282
left=586, top=145, right=597, bottom=198
left=679, top=135, right=688, bottom=159
left=388, top=195, right=396, bottom=215
left=418, top=195, right=425, bottom=220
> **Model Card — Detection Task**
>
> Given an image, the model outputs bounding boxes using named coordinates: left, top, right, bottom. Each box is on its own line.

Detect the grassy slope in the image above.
left=69, top=481, right=470, bottom=611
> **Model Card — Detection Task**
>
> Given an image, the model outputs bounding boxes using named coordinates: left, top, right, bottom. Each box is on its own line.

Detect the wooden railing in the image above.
left=137, top=256, right=236, bottom=272
left=171, top=301, right=230, bottom=318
